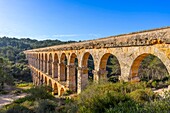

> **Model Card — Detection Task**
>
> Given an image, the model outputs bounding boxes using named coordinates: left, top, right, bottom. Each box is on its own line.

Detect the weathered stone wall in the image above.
left=25, top=27, right=170, bottom=95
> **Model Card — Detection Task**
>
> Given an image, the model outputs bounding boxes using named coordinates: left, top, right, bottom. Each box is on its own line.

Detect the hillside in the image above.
left=0, top=36, right=76, bottom=62
left=0, top=36, right=76, bottom=89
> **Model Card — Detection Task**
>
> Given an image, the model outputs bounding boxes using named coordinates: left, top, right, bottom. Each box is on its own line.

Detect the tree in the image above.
left=0, top=57, right=14, bottom=91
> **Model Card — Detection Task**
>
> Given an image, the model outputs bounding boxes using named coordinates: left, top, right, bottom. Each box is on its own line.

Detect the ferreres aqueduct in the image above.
left=24, top=27, right=170, bottom=96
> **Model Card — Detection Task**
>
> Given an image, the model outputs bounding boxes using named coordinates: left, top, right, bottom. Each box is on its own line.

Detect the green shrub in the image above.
left=14, top=96, right=31, bottom=104
left=151, top=81, right=157, bottom=88
left=16, top=83, right=33, bottom=87
left=79, top=91, right=131, bottom=113
left=128, top=88, right=155, bottom=103
left=63, top=90, right=73, bottom=96
left=26, top=86, right=55, bottom=100
left=35, top=99, right=57, bottom=113
left=5, top=105, right=33, bottom=113
left=77, top=82, right=136, bottom=113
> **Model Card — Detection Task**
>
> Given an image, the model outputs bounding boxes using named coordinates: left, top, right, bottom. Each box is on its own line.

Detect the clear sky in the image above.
left=0, top=0, right=170, bottom=41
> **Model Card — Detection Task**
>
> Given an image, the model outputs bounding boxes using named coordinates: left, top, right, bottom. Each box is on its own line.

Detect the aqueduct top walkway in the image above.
left=24, top=26, right=170, bottom=96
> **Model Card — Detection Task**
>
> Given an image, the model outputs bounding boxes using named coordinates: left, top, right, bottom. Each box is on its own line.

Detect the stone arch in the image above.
left=45, top=53, right=48, bottom=73
left=38, top=72, right=40, bottom=78
left=53, top=83, right=58, bottom=95
left=99, top=53, right=121, bottom=82
left=48, top=79, right=52, bottom=87
left=41, top=53, right=44, bottom=71
left=48, top=79, right=52, bottom=92
left=48, top=53, right=53, bottom=76
left=39, top=53, right=41, bottom=70
left=45, top=76, right=47, bottom=85
left=60, top=53, right=67, bottom=81
left=68, top=53, right=78, bottom=92
left=37, top=74, right=40, bottom=85
left=130, top=53, right=169, bottom=81
left=41, top=74, right=44, bottom=85
left=81, top=52, right=95, bottom=79
left=53, top=53, right=59, bottom=78
left=60, top=87, right=64, bottom=96
left=80, top=52, right=95, bottom=90
left=36, top=54, right=38, bottom=68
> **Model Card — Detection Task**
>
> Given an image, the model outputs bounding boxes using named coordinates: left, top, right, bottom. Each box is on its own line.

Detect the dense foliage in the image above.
left=0, top=36, right=75, bottom=91
left=1, top=82, right=170, bottom=113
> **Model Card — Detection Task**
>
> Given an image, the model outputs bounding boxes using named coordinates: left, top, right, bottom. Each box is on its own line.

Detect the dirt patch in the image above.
left=0, top=93, right=27, bottom=108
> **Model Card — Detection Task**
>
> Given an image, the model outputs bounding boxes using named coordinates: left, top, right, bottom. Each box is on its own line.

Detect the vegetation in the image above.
left=0, top=36, right=170, bottom=113
left=0, top=36, right=75, bottom=92
left=1, top=82, right=170, bottom=113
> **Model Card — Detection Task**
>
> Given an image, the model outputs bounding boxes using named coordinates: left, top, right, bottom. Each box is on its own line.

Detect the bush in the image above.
left=5, top=105, right=33, bottom=113
left=16, top=83, right=33, bottom=87
left=128, top=89, right=155, bottom=103
left=77, top=81, right=146, bottom=113
left=14, top=96, right=32, bottom=104
left=25, top=86, right=55, bottom=101
left=35, top=99, right=57, bottom=113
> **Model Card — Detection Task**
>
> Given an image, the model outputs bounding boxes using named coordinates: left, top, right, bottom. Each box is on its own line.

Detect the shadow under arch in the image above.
left=130, top=53, right=169, bottom=82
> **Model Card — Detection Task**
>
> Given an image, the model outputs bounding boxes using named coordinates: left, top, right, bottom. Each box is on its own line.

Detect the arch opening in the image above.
left=60, top=53, right=67, bottom=81
left=45, top=54, right=47, bottom=73
left=54, top=53, right=59, bottom=78
left=41, top=74, right=44, bottom=85
left=130, top=54, right=169, bottom=88
left=60, top=88, right=64, bottom=96
left=81, top=52, right=95, bottom=89
left=48, top=79, right=52, bottom=92
left=69, top=53, right=78, bottom=92
left=39, top=54, right=41, bottom=70
left=41, top=54, right=44, bottom=71
left=48, top=53, right=53, bottom=76
left=53, top=83, right=58, bottom=95
left=100, top=53, right=121, bottom=83
left=45, top=77, right=47, bottom=85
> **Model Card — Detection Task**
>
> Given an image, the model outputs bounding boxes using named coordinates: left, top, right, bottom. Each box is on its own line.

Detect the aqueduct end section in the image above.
left=24, top=27, right=170, bottom=96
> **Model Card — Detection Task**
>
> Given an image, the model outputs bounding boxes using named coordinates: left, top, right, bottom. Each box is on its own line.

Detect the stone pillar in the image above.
left=93, top=69, right=108, bottom=82
left=119, top=65, right=130, bottom=82
left=32, top=74, right=35, bottom=85
left=36, top=59, right=38, bottom=69
left=52, top=61, right=58, bottom=78
left=35, top=58, right=37, bottom=68
left=66, top=64, right=76, bottom=92
left=39, top=60, right=42, bottom=71
left=43, top=60, right=45, bottom=73
left=44, top=61, right=47, bottom=73
left=41, top=60, right=44, bottom=72
left=39, top=59, right=41, bottom=70
left=77, top=67, right=88, bottom=94
left=47, top=61, right=50, bottom=75
left=58, top=63, right=66, bottom=81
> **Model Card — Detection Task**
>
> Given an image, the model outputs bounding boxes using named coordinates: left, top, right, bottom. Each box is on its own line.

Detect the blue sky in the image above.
left=0, top=0, right=170, bottom=41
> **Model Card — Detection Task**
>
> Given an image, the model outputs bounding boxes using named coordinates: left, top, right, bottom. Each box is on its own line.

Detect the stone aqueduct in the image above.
left=24, top=27, right=170, bottom=96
